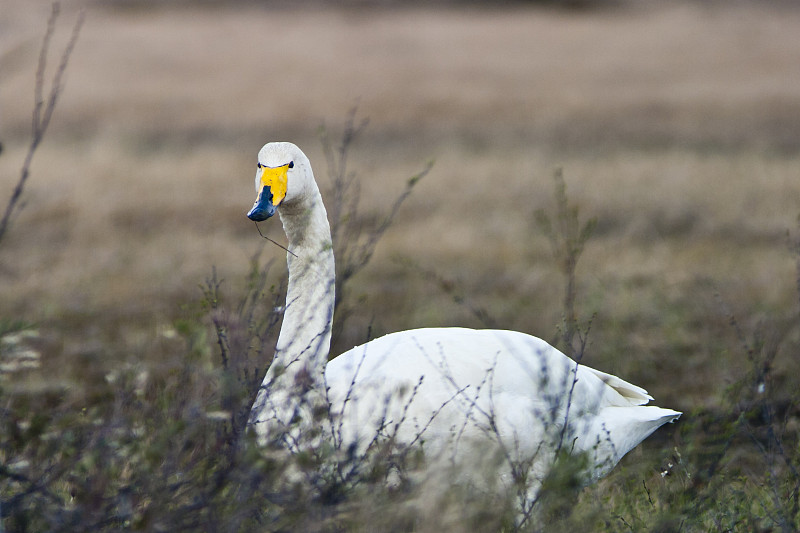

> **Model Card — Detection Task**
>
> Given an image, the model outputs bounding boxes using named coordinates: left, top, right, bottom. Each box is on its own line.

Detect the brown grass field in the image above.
left=2, top=0, right=800, bottom=529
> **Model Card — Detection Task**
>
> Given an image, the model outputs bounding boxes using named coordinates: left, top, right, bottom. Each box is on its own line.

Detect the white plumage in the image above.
left=246, top=142, right=680, bottom=506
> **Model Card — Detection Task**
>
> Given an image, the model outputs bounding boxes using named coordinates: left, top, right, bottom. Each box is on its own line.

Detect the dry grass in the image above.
left=1, top=3, right=800, bottom=528
left=2, top=0, right=800, bottom=405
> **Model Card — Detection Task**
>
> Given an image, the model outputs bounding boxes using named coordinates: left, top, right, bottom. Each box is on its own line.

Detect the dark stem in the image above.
left=0, top=4, right=84, bottom=245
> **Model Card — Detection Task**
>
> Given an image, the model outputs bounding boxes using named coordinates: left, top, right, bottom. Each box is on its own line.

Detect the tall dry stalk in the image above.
left=319, top=108, right=432, bottom=350
left=0, top=3, right=84, bottom=246
left=534, top=168, right=596, bottom=357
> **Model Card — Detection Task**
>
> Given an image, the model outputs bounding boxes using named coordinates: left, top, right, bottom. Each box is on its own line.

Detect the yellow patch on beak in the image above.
left=259, top=164, right=290, bottom=206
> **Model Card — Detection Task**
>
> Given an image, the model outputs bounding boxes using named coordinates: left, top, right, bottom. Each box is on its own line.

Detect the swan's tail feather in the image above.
left=586, top=367, right=654, bottom=405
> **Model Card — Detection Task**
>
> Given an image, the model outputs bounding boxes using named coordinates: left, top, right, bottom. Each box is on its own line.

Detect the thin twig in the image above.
left=398, top=256, right=498, bottom=328
left=0, top=4, right=85, bottom=245
left=254, top=221, right=297, bottom=257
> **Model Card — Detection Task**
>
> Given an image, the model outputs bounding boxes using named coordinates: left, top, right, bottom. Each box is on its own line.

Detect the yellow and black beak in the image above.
left=247, top=163, right=290, bottom=221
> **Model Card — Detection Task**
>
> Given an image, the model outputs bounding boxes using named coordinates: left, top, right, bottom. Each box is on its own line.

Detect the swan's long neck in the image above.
left=266, top=184, right=335, bottom=394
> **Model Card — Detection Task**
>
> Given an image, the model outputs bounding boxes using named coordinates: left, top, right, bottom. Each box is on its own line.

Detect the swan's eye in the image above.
left=257, top=162, right=262, bottom=169
left=288, top=161, right=294, bottom=169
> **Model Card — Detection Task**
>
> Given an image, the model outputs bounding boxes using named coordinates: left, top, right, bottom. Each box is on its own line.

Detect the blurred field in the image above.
left=2, top=0, right=800, bottom=432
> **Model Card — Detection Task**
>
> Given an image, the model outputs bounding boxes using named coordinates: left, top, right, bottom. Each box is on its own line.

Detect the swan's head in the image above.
left=247, top=142, right=312, bottom=221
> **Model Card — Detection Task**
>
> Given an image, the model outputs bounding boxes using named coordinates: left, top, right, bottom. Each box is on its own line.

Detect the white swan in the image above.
left=246, top=141, right=680, bottom=506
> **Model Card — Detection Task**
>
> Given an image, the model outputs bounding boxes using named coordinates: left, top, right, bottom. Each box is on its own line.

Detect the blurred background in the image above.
left=2, top=0, right=800, bottom=417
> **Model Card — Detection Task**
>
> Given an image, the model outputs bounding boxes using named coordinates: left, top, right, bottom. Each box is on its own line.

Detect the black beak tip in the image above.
left=247, top=205, right=275, bottom=222
left=247, top=186, right=277, bottom=221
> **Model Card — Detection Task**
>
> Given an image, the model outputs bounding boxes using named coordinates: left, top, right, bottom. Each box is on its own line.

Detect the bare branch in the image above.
left=319, top=109, right=431, bottom=348
left=0, top=3, right=85, bottom=246
left=534, top=168, right=596, bottom=356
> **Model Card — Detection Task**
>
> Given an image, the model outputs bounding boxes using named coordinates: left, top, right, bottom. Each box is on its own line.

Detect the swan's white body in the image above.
left=246, top=142, right=680, bottom=504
